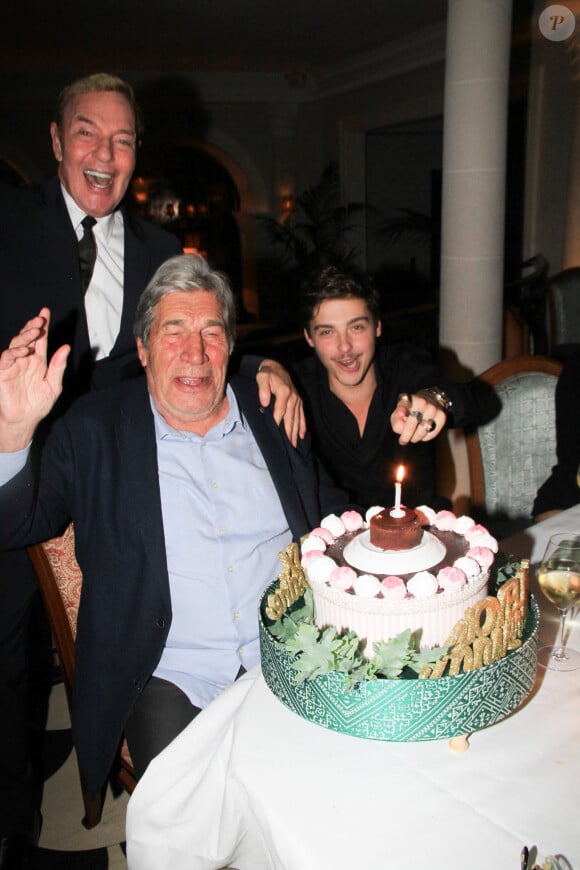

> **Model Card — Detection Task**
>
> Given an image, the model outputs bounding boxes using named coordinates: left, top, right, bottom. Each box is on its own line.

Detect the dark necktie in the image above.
left=78, top=215, right=97, bottom=292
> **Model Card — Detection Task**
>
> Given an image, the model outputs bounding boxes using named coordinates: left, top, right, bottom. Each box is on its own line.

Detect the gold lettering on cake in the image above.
left=419, top=560, right=529, bottom=678
left=265, top=543, right=309, bottom=620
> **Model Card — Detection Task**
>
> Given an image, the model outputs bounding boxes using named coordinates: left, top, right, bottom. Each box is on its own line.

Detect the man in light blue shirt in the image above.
left=0, top=253, right=347, bottom=793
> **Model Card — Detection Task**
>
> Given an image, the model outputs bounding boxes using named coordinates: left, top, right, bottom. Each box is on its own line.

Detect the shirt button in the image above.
left=228, top=566, right=234, bottom=573
left=233, top=610, right=240, bottom=621
left=238, top=646, right=245, bottom=656
left=212, top=481, right=219, bottom=489
left=156, top=617, right=166, bottom=628
left=219, top=525, right=227, bottom=533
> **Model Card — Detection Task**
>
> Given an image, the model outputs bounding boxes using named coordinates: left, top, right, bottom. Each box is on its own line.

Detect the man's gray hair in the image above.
left=134, top=254, right=237, bottom=352
left=54, top=73, right=142, bottom=138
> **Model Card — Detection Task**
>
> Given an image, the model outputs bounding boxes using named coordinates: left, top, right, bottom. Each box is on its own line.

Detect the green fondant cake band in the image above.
left=259, top=584, right=539, bottom=741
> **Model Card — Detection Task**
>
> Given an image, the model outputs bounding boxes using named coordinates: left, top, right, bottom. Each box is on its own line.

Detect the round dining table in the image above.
left=126, top=507, right=580, bottom=870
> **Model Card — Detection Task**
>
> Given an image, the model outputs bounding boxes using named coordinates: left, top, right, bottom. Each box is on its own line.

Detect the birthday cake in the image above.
left=301, top=506, right=497, bottom=654
left=259, top=503, right=539, bottom=743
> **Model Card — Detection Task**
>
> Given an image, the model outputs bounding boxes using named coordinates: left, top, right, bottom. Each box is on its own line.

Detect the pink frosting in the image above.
left=466, top=546, right=494, bottom=569
left=437, top=566, right=467, bottom=591
left=328, top=566, right=357, bottom=591
left=434, top=510, right=457, bottom=531
left=301, top=549, right=325, bottom=566
left=380, top=575, right=407, bottom=600
left=309, top=526, right=335, bottom=545
left=341, top=510, right=364, bottom=532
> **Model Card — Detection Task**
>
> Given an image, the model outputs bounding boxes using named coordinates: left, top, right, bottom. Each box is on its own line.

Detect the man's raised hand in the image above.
left=0, top=308, right=69, bottom=452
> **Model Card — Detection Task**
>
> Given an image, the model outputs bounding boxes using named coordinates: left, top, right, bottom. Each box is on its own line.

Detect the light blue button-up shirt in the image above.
left=0, top=385, right=292, bottom=709
left=151, top=384, right=292, bottom=707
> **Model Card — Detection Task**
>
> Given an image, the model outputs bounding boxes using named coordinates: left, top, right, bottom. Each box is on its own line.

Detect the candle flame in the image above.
left=396, top=465, right=405, bottom=483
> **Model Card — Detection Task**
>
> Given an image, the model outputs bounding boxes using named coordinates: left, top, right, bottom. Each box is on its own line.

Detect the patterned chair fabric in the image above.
left=41, top=523, right=82, bottom=637
left=478, top=372, right=558, bottom=517
left=466, top=355, right=562, bottom=537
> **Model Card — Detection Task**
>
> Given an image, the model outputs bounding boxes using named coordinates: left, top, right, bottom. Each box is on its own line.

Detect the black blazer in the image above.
left=0, top=177, right=181, bottom=400
left=0, top=375, right=347, bottom=795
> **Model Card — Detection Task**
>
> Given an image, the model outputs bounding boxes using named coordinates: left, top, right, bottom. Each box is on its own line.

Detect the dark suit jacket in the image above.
left=0, top=375, right=347, bottom=795
left=0, top=177, right=181, bottom=402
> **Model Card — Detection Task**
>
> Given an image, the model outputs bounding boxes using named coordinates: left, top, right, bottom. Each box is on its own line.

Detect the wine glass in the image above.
left=537, top=533, right=580, bottom=670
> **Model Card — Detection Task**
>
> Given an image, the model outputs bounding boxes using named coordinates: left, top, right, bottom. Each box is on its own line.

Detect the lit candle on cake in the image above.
left=390, top=465, right=406, bottom=518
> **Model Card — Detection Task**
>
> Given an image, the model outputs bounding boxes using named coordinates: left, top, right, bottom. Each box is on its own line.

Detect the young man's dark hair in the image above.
left=300, top=265, right=381, bottom=332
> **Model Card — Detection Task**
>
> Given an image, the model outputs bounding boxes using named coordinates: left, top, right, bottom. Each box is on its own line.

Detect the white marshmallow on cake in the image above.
left=304, top=555, right=337, bottom=585
left=353, top=573, right=382, bottom=598
left=453, top=555, right=481, bottom=581
left=320, top=513, right=346, bottom=538
left=466, top=532, right=498, bottom=553
left=415, top=504, right=437, bottom=526
left=364, top=505, right=384, bottom=526
left=301, top=534, right=327, bottom=555
left=407, top=571, right=438, bottom=598
left=453, top=514, right=476, bottom=535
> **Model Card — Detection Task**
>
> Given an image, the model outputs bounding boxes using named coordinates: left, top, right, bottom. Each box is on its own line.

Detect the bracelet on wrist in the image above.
left=414, top=387, right=453, bottom=413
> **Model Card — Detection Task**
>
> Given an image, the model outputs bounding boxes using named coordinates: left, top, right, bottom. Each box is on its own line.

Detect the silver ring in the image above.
left=409, top=409, right=423, bottom=423
left=422, top=418, right=436, bottom=433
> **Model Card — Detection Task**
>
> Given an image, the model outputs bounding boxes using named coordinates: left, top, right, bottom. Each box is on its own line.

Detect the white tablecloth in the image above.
left=126, top=508, right=580, bottom=870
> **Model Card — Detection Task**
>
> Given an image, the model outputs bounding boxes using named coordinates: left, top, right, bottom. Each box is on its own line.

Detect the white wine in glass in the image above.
left=537, top=534, right=580, bottom=670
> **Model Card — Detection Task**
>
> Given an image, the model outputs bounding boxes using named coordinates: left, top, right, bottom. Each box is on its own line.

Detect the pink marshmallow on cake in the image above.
left=301, top=534, right=327, bottom=555
left=467, top=546, right=495, bottom=569
left=309, top=526, right=335, bottom=545
left=328, top=566, right=357, bottom=591
left=304, top=554, right=337, bottom=585
left=320, top=513, right=346, bottom=537
left=341, top=510, right=364, bottom=532
left=437, top=565, right=467, bottom=592
left=464, top=523, right=489, bottom=540
left=433, top=510, right=457, bottom=531
left=301, top=550, right=325, bottom=567
left=381, top=575, right=407, bottom=600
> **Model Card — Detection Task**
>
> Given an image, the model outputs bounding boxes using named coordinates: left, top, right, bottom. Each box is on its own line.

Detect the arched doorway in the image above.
left=128, top=145, right=254, bottom=322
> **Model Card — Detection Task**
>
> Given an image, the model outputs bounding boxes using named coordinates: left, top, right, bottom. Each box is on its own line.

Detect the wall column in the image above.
left=437, top=0, right=513, bottom=511
left=439, top=0, right=514, bottom=376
